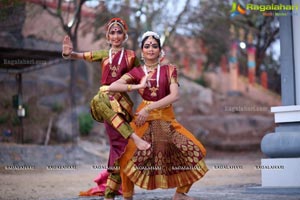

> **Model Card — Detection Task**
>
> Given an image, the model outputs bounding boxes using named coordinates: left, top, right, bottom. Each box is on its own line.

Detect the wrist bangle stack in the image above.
left=62, top=52, right=72, bottom=59
left=127, top=84, right=132, bottom=92
left=100, top=85, right=109, bottom=93
left=144, top=105, right=151, bottom=113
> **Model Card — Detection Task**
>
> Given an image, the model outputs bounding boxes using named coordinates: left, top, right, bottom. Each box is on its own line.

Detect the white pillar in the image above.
left=260, top=0, right=300, bottom=188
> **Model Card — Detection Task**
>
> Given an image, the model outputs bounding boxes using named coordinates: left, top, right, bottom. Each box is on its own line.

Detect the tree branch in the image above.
left=165, top=0, right=191, bottom=44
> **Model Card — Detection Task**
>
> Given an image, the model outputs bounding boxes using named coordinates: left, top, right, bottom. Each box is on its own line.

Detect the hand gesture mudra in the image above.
left=139, top=75, right=149, bottom=89
left=62, top=35, right=73, bottom=56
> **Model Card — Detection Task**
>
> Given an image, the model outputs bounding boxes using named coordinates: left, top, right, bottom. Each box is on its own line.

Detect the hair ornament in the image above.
left=142, top=31, right=160, bottom=41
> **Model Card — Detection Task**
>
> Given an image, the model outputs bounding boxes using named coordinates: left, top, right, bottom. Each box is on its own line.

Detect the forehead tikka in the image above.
left=111, top=27, right=121, bottom=32
left=108, top=22, right=125, bottom=33
left=145, top=36, right=156, bottom=44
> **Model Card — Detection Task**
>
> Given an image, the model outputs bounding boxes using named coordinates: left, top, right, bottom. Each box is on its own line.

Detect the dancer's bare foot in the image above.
left=173, top=192, right=195, bottom=200
left=123, top=197, right=133, bottom=200
left=130, top=133, right=150, bottom=150
left=104, top=198, right=114, bottom=200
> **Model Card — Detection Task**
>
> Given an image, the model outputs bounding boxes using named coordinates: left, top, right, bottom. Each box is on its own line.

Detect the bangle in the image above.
left=100, top=85, right=109, bottom=93
left=144, top=105, right=151, bottom=113
left=62, top=52, right=72, bottom=59
left=127, top=84, right=132, bottom=92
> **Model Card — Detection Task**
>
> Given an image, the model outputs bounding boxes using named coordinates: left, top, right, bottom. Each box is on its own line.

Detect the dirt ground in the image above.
left=0, top=145, right=264, bottom=200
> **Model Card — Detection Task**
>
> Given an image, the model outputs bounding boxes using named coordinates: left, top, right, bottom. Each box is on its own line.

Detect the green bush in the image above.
left=78, top=113, right=93, bottom=136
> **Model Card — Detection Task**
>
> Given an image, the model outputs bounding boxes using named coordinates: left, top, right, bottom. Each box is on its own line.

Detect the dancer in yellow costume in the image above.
left=109, top=31, right=208, bottom=200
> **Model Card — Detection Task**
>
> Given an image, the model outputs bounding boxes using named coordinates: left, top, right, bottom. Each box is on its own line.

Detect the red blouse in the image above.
left=122, top=64, right=178, bottom=101
left=83, top=49, right=139, bottom=85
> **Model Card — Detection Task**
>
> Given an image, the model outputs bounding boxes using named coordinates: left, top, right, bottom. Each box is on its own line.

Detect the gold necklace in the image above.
left=143, top=64, right=160, bottom=97
left=109, top=48, right=124, bottom=77
left=144, top=62, right=159, bottom=69
left=111, top=47, right=121, bottom=54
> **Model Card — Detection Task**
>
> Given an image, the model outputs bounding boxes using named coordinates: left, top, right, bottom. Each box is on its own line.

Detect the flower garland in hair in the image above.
left=142, top=31, right=160, bottom=41
left=106, top=18, right=129, bottom=43
left=106, top=18, right=128, bottom=33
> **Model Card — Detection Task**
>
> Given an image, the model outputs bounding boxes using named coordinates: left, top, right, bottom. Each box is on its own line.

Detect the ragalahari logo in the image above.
left=230, top=2, right=247, bottom=18
left=230, top=2, right=299, bottom=17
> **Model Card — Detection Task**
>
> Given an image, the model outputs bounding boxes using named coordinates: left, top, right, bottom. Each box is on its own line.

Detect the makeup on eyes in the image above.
left=109, top=30, right=123, bottom=35
left=143, top=44, right=159, bottom=49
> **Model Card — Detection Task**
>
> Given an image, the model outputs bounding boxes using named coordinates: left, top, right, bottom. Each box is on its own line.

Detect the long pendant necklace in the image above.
left=143, top=64, right=160, bottom=97
left=109, top=47, right=124, bottom=78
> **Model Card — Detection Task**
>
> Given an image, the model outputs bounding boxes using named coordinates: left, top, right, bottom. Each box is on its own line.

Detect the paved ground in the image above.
left=1, top=141, right=300, bottom=200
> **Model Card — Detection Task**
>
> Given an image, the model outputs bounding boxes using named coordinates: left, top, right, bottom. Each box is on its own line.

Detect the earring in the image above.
left=159, top=49, right=165, bottom=63
left=141, top=53, right=144, bottom=61
left=122, top=34, right=129, bottom=44
left=106, top=38, right=111, bottom=44
left=106, top=35, right=111, bottom=44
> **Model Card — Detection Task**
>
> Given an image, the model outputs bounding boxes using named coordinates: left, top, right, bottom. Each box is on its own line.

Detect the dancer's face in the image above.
left=142, top=36, right=160, bottom=62
left=108, top=24, right=125, bottom=48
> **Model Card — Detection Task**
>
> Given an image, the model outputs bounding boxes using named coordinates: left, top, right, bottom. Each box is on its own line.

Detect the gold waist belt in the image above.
left=140, top=100, right=174, bottom=121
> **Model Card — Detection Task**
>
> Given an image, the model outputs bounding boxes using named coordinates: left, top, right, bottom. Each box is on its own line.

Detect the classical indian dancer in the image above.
left=62, top=18, right=150, bottom=200
left=109, top=31, right=208, bottom=200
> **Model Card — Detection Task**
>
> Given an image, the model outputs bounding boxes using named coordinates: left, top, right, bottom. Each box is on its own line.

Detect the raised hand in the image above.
left=62, top=35, right=73, bottom=56
left=139, top=75, right=149, bottom=89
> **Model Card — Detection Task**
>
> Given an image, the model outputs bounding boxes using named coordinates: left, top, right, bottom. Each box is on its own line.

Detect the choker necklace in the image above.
left=143, top=64, right=160, bottom=97
left=109, top=47, right=124, bottom=77
left=111, top=47, right=122, bottom=54
left=144, top=62, right=159, bottom=69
